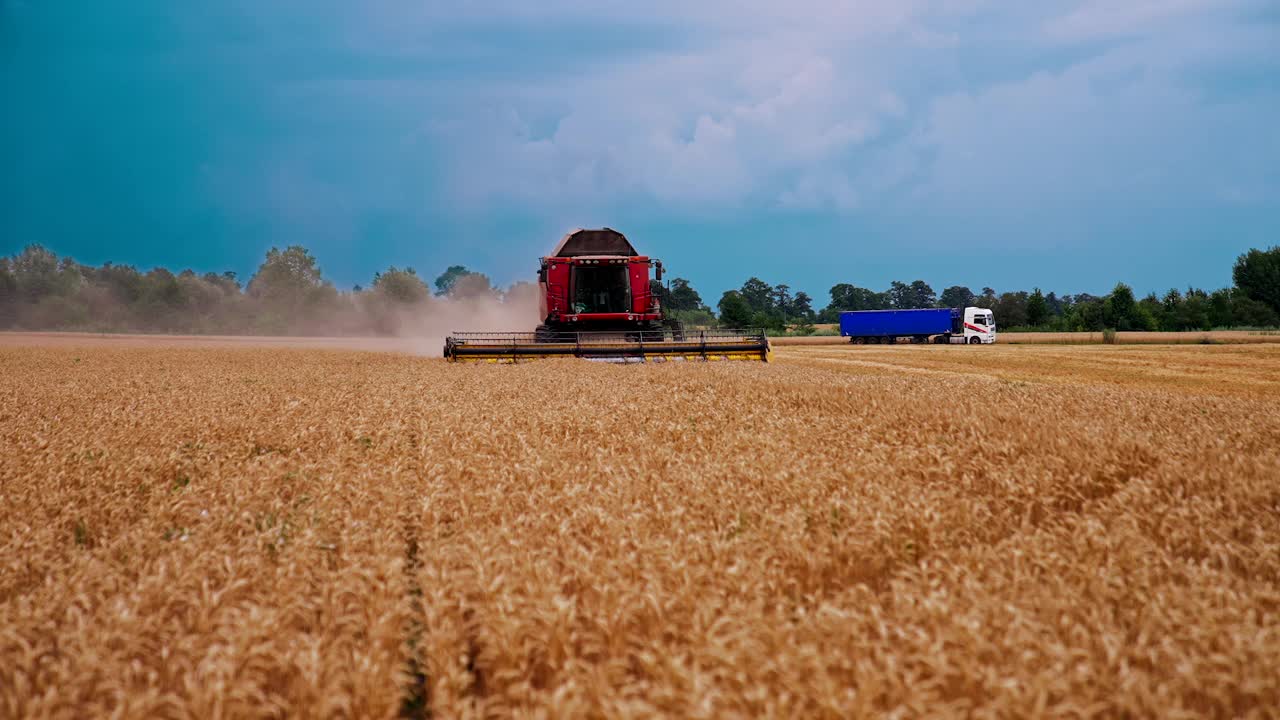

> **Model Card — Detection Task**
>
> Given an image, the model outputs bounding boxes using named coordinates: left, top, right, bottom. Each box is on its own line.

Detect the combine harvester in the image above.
left=444, top=228, right=770, bottom=363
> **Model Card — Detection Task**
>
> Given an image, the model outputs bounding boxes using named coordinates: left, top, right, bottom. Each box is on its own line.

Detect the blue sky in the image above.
left=2, top=1, right=1277, bottom=302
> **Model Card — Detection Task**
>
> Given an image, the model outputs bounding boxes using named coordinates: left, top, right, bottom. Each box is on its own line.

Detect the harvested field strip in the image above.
left=781, top=344, right=1280, bottom=398
left=2, top=339, right=1279, bottom=716
left=770, top=330, right=1280, bottom=346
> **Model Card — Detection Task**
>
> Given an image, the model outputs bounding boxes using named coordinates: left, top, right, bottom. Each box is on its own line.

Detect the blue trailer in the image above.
left=839, top=307, right=997, bottom=345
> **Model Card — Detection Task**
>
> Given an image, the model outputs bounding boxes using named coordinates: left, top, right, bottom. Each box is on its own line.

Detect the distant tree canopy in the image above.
left=888, top=280, right=936, bottom=310
left=825, top=284, right=887, bottom=316
left=3, top=243, right=1277, bottom=335
left=1026, top=288, right=1049, bottom=327
left=666, top=278, right=704, bottom=313
left=806, top=256, right=1278, bottom=332
left=939, top=285, right=976, bottom=309
left=707, top=277, right=820, bottom=330
left=1233, top=246, right=1280, bottom=315
left=433, top=265, right=495, bottom=300
left=372, top=267, right=429, bottom=304
left=249, top=246, right=333, bottom=307
left=652, top=277, right=715, bottom=326
left=0, top=245, right=529, bottom=335
left=716, top=290, right=754, bottom=328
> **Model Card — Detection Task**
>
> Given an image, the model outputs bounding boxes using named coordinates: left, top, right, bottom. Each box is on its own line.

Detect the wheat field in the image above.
left=2, top=335, right=1278, bottom=718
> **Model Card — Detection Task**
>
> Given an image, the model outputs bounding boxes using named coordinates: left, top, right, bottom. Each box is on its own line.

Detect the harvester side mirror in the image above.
left=654, top=261, right=663, bottom=282
left=538, top=262, right=547, bottom=284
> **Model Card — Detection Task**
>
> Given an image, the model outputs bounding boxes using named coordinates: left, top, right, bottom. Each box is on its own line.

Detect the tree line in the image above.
left=696, top=247, right=1280, bottom=333
left=2, top=243, right=1278, bottom=334
left=0, top=245, right=528, bottom=335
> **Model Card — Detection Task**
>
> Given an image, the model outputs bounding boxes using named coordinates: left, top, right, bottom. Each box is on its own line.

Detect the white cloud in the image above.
left=1044, top=0, right=1235, bottom=40
left=346, top=1, right=1278, bottom=215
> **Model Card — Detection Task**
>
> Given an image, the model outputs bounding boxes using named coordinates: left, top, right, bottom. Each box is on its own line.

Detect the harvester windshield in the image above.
left=572, top=265, right=631, bottom=314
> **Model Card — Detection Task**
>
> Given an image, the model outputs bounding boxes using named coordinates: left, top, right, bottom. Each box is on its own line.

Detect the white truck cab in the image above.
left=962, top=307, right=997, bottom=344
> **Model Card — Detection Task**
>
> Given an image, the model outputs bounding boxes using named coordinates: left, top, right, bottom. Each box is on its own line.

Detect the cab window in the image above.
left=972, top=315, right=986, bottom=326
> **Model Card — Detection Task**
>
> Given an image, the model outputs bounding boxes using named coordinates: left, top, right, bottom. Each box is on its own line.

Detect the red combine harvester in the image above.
left=444, top=228, right=770, bottom=363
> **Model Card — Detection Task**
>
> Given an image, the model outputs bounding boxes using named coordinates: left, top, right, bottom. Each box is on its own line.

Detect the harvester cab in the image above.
left=444, top=228, right=770, bottom=363
left=538, top=229, right=663, bottom=334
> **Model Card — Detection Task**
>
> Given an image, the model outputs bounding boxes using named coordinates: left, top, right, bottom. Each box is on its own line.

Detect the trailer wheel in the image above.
left=968, top=336, right=981, bottom=345
left=852, top=337, right=866, bottom=345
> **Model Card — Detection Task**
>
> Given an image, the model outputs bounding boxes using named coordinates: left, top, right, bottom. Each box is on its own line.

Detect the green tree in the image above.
left=434, top=265, right=479, bottom=296
left=976, top=287, right=997, bottom=309
left=672, top=308, right=717, bottom=327
left=449, top=272, right=496, bottom=299
left=939, top=285, right=975, bottom=309
left=1139, top=293, right=1168, bottom=331
left=1045, top=292, right=1063, bottom=318
left=909, top=280, right=936, bottom=309
left=1233, top=296, right=1280, bottom=327
left=1104, top=282, right=1137, bottom=330
left=373, top=267, right=429, bottom=304
left=666, top=278, right=703, bottom=312
left=1207, top=289, right=1235, bottom=328
left=827, top=284, right=884, bottom=312
left=772, top=284, right=793, bottom=319
left=888, top=280, right=937, bottom=309
left=91, top=262, right=145, bottom=305
left=994, top=291, right=1029, bottom=328
left=791, top=291, right=814, bottom=319
left=751, top=310, right=787, bottom=333
left=1068, top=297, right=1105, bottom=331
left=1026, top=288, right=1049, bottom=326
left=1178, top=289, right=1211, bottom=330
left=1233, top=246, right=1280, bottom=314
left=717, top=290, right=754, bottom=328
left=0, top=258, right=16, bottom=328
left=248, top=246, right=331, bottom=307
left=739, top=277, right=774, bottom=314
left=1160, top=288, right=1184, bottom=330
left=12, top=244, right=78, bottom=300
left=792, top=315, right=816, bottom=335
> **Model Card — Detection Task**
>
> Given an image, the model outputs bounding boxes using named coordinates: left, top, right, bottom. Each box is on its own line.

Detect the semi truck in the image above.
left=840, top=307, right=996, bottom=345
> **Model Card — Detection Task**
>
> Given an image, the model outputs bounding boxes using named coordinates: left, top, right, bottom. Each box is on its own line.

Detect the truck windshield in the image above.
left=987, top=314, right=995, bottom=327
left=572, top=265, right=631, bottom=314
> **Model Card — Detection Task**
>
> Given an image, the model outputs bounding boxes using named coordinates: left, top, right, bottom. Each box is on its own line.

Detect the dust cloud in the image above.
left=360, top=284, right=541, bottom=357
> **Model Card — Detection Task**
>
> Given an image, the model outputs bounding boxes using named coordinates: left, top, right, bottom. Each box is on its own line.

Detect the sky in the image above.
left=2, top=1, right=1278, bottom=302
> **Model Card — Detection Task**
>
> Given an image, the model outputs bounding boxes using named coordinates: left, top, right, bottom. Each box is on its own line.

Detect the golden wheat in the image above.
left=2, top=336, right=1278, bottom=718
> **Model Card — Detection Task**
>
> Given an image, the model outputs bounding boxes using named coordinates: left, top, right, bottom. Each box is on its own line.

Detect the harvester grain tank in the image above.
left=840, top=307, right=996, bottom=345
left=444, top=228, right=770, bottom=362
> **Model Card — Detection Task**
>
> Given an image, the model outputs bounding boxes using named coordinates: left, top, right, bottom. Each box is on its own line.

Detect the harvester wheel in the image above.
left=534, top=325, right=557, bottom=343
